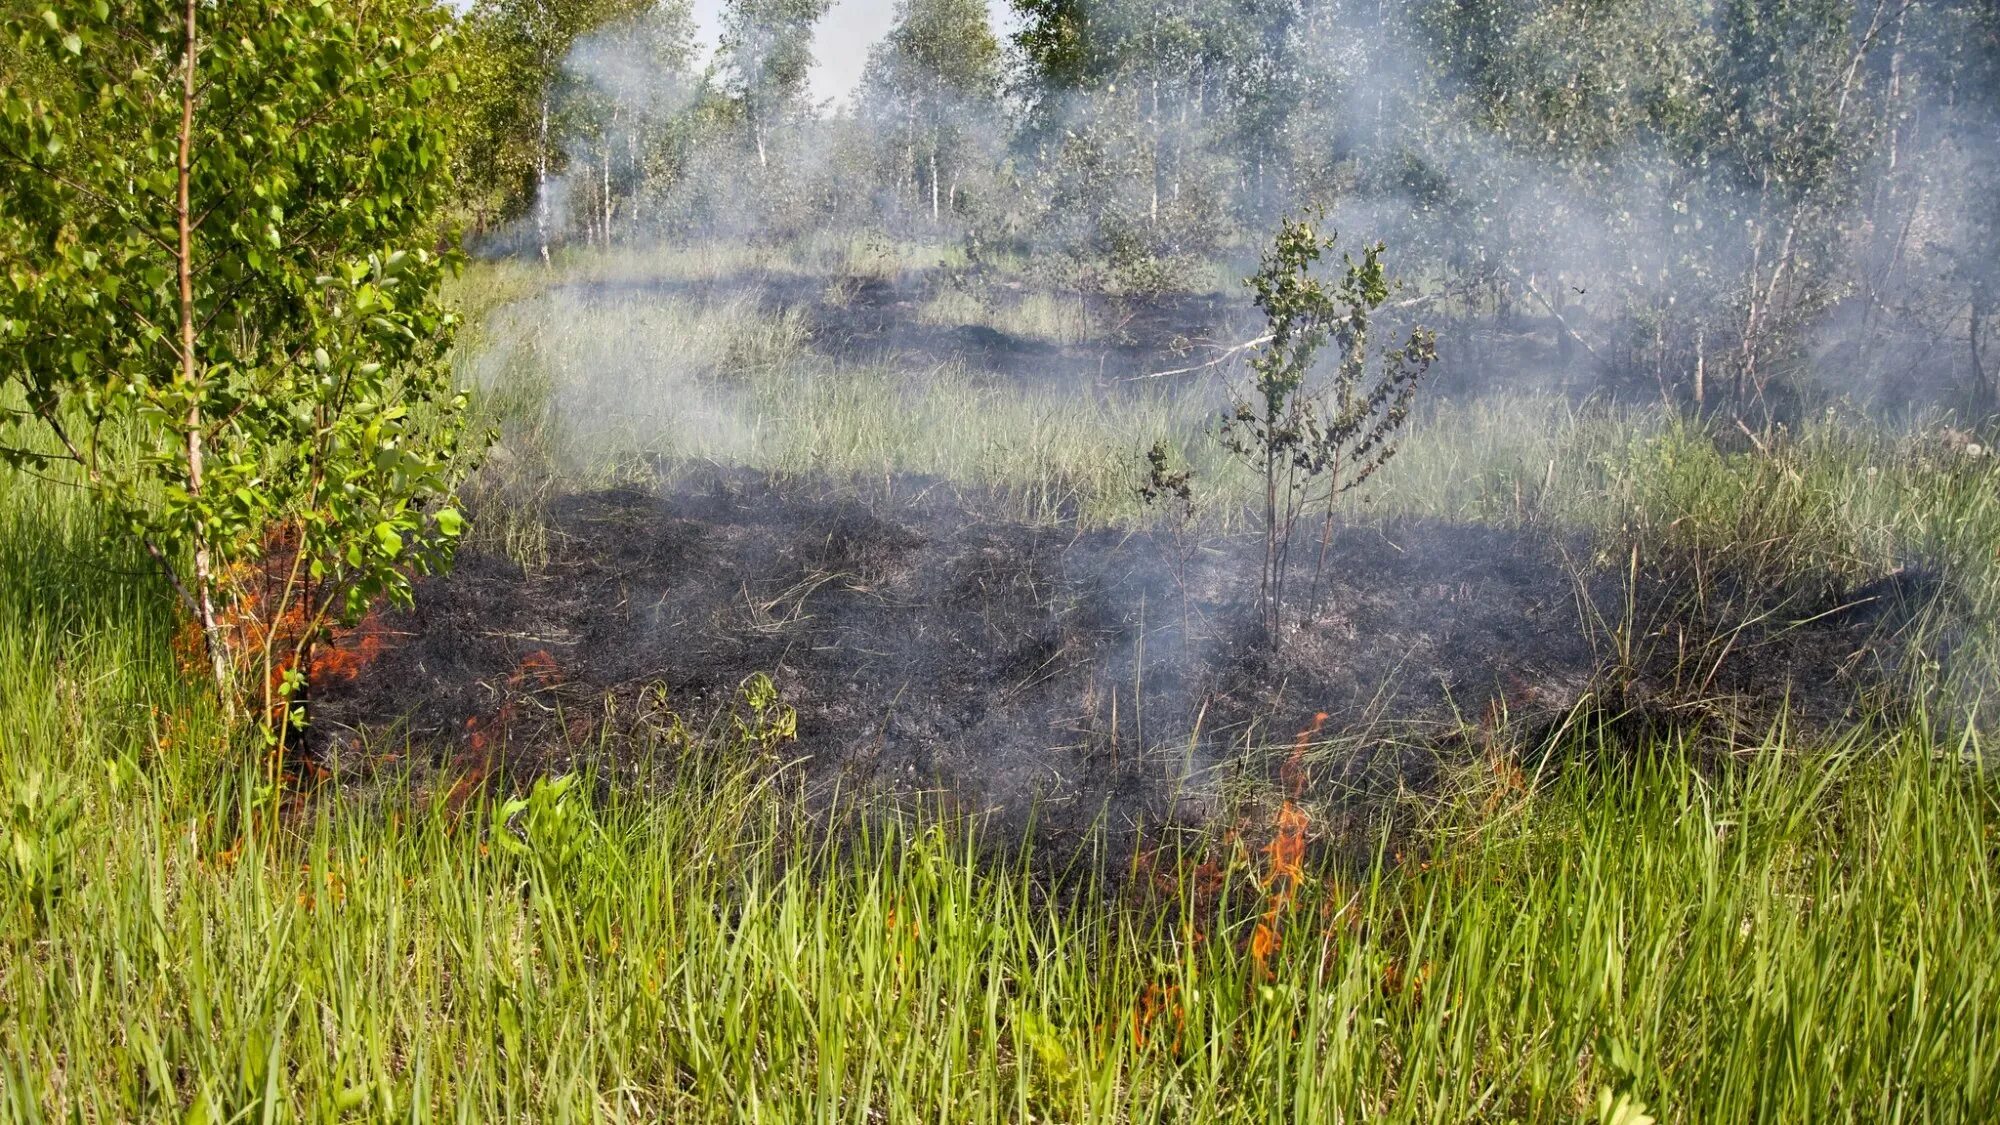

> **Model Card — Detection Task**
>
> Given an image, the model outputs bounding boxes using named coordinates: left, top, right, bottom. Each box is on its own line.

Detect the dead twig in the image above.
left=1121, top=295, right=1435, bottom=383
left=1503, top=267, right=1605, bottom=368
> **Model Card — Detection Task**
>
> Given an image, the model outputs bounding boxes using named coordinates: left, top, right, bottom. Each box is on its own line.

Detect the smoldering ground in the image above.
left=372, top=0, right=1996, bottom=867
left=313, top=455, right=1941, bottom=865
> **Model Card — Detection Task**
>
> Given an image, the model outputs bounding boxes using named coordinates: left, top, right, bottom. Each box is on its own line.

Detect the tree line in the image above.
left=462, top=0, right=2000, bottom=419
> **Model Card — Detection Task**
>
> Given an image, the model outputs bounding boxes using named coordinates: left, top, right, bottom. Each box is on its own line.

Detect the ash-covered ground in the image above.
left=315, top=467, right=1934, bottom=850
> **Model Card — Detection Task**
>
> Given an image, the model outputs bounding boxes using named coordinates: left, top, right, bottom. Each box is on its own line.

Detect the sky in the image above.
left=436, top=0, right=1020, bottom=110
left=688, top=0, right=1019, bottom=110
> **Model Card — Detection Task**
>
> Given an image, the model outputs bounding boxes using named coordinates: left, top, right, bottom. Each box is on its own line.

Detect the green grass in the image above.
left=454, top=259, right=2000, bottom=560
left=916, top=287, right=1097, bottom=346
left=3, top=553, right=1995, bottom=1120
left=3, top=251, right=1999, bottom=1119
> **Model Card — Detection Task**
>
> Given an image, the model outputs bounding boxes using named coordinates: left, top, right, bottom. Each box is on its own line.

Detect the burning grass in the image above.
left=3, top=596, right=1995, bottom=1120
left=2, top=250, right=1997, bottom=1118
left=323, top=253, right=1994, bottom=874
left=1, top=436, right=1994, bottom=1120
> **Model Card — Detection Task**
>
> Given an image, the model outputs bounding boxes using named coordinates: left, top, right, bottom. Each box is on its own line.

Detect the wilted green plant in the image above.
left=734, top=672, right=800, bottom=760
left=1135, top=439, right=1194, bottom=516
left=1221, top=214, right=1436, bottom=643
left=491, top=773, right=603, bottom=876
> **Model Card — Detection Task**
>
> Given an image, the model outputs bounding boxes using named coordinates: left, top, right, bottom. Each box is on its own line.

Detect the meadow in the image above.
left=1, top=242, right=1997, bottom=1121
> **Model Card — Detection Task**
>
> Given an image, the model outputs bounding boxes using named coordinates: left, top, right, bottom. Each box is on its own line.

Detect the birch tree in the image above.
left=470, top=0, right=651, bottom=264
left=860, top=0, right=1000, bottom=223
left=718, top=0, right=833, bottom=173
left=0, top=0, right=476, bottom=726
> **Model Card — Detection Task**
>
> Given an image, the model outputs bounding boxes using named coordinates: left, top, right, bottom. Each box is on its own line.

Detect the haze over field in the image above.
left=1, top=0, right=1997, bottom=1119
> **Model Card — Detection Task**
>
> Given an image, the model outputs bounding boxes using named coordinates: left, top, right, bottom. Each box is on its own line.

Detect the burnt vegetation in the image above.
left=318, top=463, right=1937, bottom=856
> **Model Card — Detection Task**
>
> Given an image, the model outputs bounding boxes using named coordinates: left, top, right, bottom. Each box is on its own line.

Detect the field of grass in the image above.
left=2, top=249, right=1998, bottom=1120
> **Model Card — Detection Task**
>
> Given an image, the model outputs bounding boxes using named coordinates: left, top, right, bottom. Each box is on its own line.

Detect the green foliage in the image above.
left=858, top=0, right=1001, bottom=223
left=0, top=0, right=474, bottom=711
left=1222, top=215, right=1436, bottom=640
left=491, top=772, right=613, bottom=880
left=459, top=0, right=667, bottom=236
left=869, top=0, right=1000, bottom=100
left=1007, top=0, right=1092, bottom=95
left=718, top=0, right=833, bottom=165
left=3, top=651, right=1998, bottom=1118
left=733, top=671, right=801, bottom=759
left=1, top=766, right=79, bottom=927
left=8, top=320, right=2000, bottom=1115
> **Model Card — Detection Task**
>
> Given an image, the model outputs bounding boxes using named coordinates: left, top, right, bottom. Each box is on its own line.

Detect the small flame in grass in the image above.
left=454, top=649, right=565, bottom=801
left=443, top=764, right=489, bottom=813
left=1131, top=982, right=1185, bottom=1053
left=1279, top=712, right=1325, bottom=798
left=1251, top=711, right=1326, bottom=980
left=1127, top=711, right=1333, bottom=1041
left=310, top=616, right=392, bottom=686
left=510, top=649, right=560, bottom=689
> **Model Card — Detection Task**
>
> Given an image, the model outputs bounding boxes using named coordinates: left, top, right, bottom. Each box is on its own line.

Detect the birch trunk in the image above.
left=177, top=0, right=229, bottom=695
left=537, top=92, right=552, bottom=267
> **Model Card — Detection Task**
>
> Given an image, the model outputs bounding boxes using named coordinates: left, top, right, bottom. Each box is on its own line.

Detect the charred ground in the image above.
left=315, top=465, right=1936, bottom=854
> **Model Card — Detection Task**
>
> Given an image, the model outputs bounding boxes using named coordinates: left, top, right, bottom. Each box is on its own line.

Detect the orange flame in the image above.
left=452, top=648, right=567, bottom=800
left=1131, top=982, right=1185, bottom=1052
left=510, top=649, right=558, bottom=688
left=310, top=617, right=392, bottom=686
left=174, top=523, right=402, bottom=727
left=1250, top=712, right=1326, bottom=979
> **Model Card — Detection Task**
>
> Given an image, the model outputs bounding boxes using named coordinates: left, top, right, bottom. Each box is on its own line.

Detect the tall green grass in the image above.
left=3, top=252, right=1997, bottom=1119
left=455, top=261, right=2000, bottom=558
left=916, top=287, right=1097, bottom=346
left=3, top=453, right=1997, bottom=1120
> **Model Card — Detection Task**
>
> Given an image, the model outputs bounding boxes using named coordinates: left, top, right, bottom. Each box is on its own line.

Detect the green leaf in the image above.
left=434, top=507, right=463, bottom=538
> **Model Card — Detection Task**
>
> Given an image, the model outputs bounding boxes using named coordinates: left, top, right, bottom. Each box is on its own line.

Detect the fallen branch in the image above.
left=1503, top=267, right=1605, bottom=368
left=1120, top=334, right=1274, bottom=382
left=1122, top=294, right=1435, bottom=383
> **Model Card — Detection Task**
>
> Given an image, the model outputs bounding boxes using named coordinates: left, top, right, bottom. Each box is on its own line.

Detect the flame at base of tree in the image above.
left=172, top=522, right=398, bottom=732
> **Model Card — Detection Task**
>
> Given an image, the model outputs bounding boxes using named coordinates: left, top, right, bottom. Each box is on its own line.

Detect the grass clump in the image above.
left=5, top=459, right=1998, bottom=1120
left=6, top=249, right=1998, bottom=1120
left=917, top=287, right=1096, bottom=346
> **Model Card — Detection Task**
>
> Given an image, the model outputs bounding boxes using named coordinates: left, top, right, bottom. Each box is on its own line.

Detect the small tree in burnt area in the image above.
left=1221, top=214, right=1436, bottom=647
